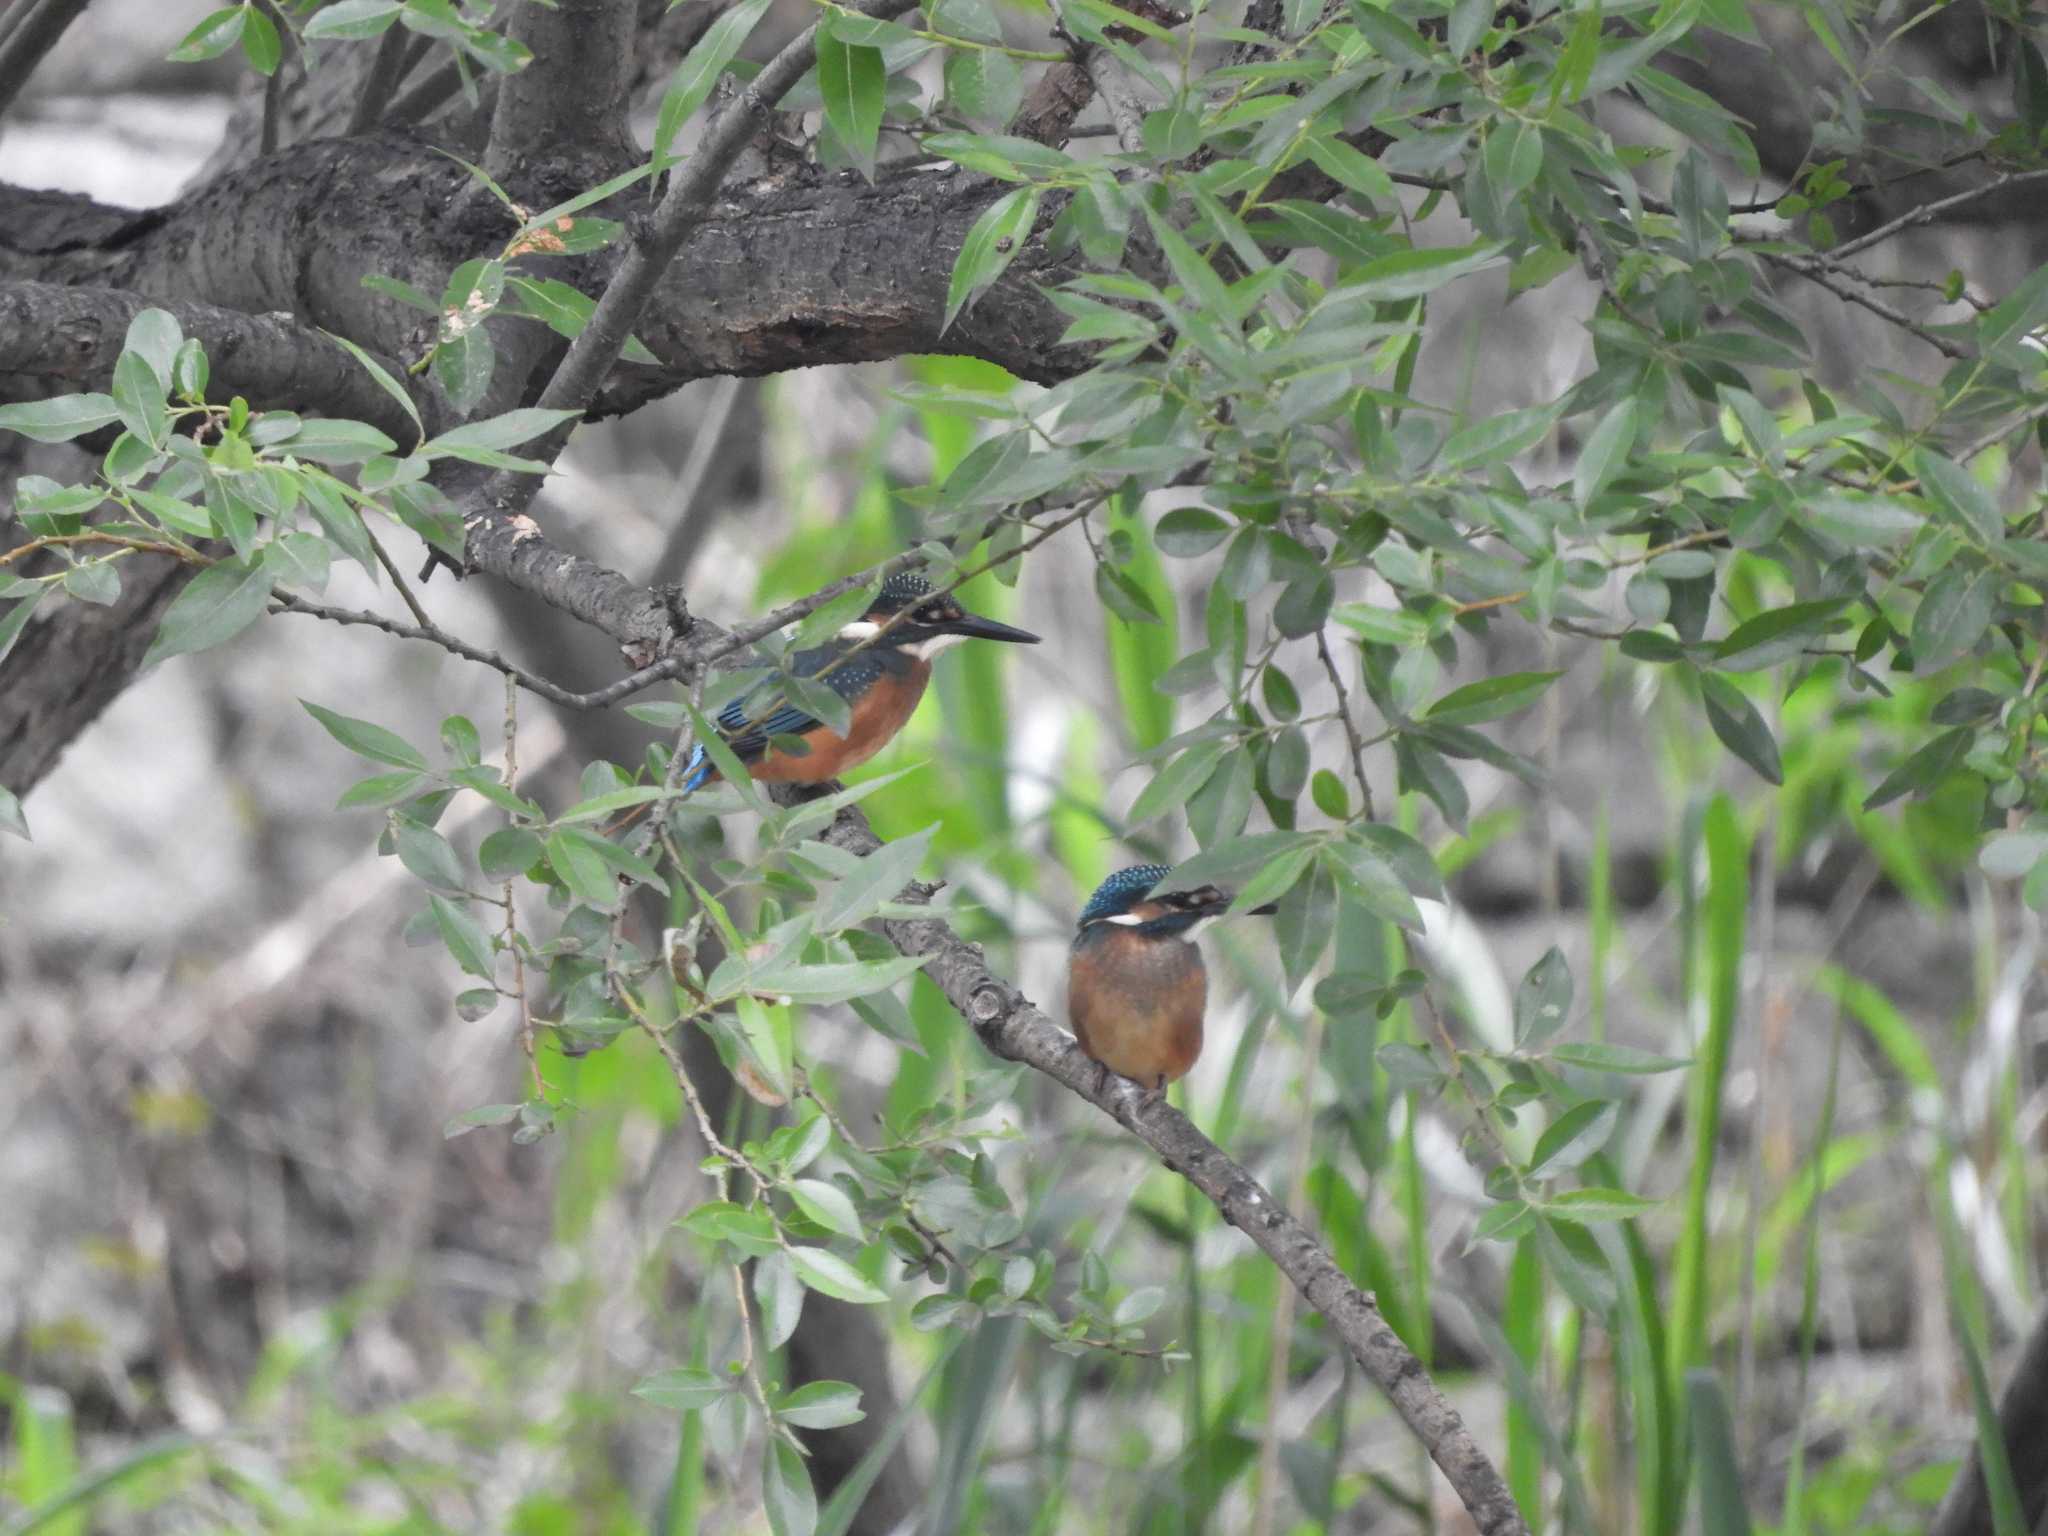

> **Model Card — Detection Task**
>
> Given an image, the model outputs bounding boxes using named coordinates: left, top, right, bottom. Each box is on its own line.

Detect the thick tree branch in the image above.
left=0, top=0, right=90, bottom=120
left=0, top=281, right=427, bottom=441
left=486, top=0, right=639, bottom=182
left=1930, top=1303, right=2048, bottom=1536
left=789, top=803, right=1528, bottom=1536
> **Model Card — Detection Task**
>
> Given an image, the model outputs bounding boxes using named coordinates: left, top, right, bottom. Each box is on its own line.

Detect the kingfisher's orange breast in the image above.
left=751, top=661, right=931, bottom=783
left=1068, top=928, right=1208, bottom=1090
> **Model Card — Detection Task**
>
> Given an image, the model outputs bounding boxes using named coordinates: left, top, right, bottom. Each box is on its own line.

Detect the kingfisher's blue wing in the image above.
left=679, top=675, right=829, bottom=791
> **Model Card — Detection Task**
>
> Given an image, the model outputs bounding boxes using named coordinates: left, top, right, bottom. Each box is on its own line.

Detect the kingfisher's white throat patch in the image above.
left=907, top=631, right=970, bottom=661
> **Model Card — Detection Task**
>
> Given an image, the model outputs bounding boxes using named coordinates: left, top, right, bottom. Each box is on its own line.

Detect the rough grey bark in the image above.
left=1930, top=1304, right=2048, bottom=1536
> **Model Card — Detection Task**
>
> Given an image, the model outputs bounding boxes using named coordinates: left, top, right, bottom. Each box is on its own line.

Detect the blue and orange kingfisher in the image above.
left=680, top=571, right=1039, bottom=792
left=1067, top=864, right=1277, bottom=1093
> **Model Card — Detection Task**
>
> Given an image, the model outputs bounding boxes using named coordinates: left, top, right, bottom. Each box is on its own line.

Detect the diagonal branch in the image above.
left=0, top=0, right=91, bottom=120
left=799, top=801, right=1528, bottom=1536
left=0, top=281, right=428, bottom=441
left=1930, top=1303, right=2048, bottom=1536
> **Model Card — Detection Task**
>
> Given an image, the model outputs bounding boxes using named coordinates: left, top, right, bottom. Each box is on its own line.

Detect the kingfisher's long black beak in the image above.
left=1249, top=902, right=1280, bottom=915
left=942, top=612, right=1041, bottom=644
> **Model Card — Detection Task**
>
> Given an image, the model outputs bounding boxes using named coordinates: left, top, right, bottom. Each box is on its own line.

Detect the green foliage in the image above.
left=13, top=0, right=2048, bottom=1528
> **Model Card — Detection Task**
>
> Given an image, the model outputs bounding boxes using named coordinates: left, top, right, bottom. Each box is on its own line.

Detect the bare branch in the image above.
left=1757, top=250, right=1968, bottom=359
left=0, top=0, right=90, bottom=120
left=1930, top=1303, right=2048, bottom=1536
left=796, top=802, right=1528, bottom=1536
left=0, top=280, right=426, bottom=442
left=347, top=23, right=422, bottom=135
left=1827, top=169, right=2048, bottom=263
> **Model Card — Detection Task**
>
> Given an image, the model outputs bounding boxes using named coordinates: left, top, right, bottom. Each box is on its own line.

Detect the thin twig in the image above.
left=1759, top=249, right=1967, bottom=358
left=366, top=527, right=436, bottom=628
left=1828, top=169, right=2048, bottom=262
left=1315, top=628, right=1373, bottom=820
left=501, top=672, right=546, bottom=1100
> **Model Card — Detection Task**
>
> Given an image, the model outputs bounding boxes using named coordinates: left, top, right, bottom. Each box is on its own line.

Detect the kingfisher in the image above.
left=680, top=571, right=1039, bottom=792
left=1067, top=864, right=1277, bottom=1093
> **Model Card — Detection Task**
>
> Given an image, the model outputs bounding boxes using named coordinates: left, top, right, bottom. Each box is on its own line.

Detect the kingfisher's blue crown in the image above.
left=875, top=570, right=933, bottom=609
left=1079, top=864, right=1171, bottom=925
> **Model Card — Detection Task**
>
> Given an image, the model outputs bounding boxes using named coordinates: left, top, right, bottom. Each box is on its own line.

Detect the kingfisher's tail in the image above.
left=679, top=745, right=714, bottom=793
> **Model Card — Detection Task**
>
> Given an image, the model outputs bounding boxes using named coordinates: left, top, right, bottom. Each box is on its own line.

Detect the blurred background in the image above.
left=2, top=2, right=2043, bottom=1532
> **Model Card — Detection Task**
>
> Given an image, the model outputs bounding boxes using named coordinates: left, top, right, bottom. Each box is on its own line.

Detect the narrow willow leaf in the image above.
left=144, top=557, right=273, bottom=667
left=943, top=187, right=1040, bottom=334
left=818, top=35, right=886, bottom=179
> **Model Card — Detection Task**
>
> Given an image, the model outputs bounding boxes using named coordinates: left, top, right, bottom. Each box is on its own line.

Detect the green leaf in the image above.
left=1914, top=447, right=2003, bottom=544
left=241, top=5, right=282, bottom=74
left=479, top=826, right=545, bottom=878
left=167, top=5, right=246, bottom=61
left=1423, top=670, right=1562, bottom=727
left=124, top=309, right=183, bottom=387
left=919, top=130, right=1075, bottom=180
left=943, top=186, right=1040, bottom=335
left=1153, top=506, right=1231, bottom=558
left=633, top=1367, right=731, bottom=1413
left=812, top=823, right=936, bottom=932
left=279, top=418, right=398, bottom=464
left=421, top=407, right=577, bottom=465
left=0, top=587, right=46, bottom=670
left=1482, top=118, right=1543, bottom=202
left=1345, top=240, right=1506, bottom=301
left=1912, top=562, right=1997, bottom=674
left=1804, top=493, right=1922, bottom=548
left=1863, top=726, right=1972, bottom=810
left=1573, top=398, right=1637, bottom=505
left=1126, top=739, right=1228, bottom=825
left=1513, top=945, right=1572, bottom=1046
left=111, top=350, right=168, bottom=448
left=324, top=331, right=422, bottom=444
left=546, top=827, right=622, bottom=908
left=1550, top=1041, right=1691, bottom=1075
left=0, top=393, right=123, bottom=443
left=789, top=1247, right=888, bottom=1304
left=395, top=820, right=468, bottom=893
left=62, top=560, right=121, bottom=606
left=748, top=954, right=928, bottom=1005
left=777, top=1380, right=865, bottom=1430
left=1527, top=1099, right=1616, bottom=1177
left=144, top=556, right=273, bottom=667
left=304, top=0, right=402, bottom=36
left=1142, top=206, right=1237, bottom=321
left=428, top=893, right=496, bottom=978
left=433, top=328, right=495, bottom=416
left=734, top=993, right=793, bottom=1100
left=303, top=701, right=430, bottom=770
left=763, top=1437, right=818, bottom=1536
left=818, top=35, right=885, bottom=180
left=789, top=1179, right=864, bottom=1240
left=443, top=1101, right=521, bottom=1137
left=1712, top=599, right=1844, bottom=672
left=1698, top=672, right=1781, bottom=784
left=655, top=0, right=774, bottom=159
left=1546, top=1186, right=1659, bottom=1222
